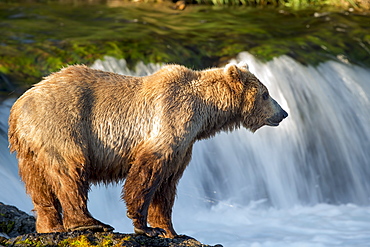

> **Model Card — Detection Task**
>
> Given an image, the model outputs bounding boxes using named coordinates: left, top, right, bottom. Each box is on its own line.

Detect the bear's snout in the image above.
left=266, top=111, right=288, bottom=126
left=266, top=99, right=288, bottom=127
left=278, top=108, right=288, bottom=122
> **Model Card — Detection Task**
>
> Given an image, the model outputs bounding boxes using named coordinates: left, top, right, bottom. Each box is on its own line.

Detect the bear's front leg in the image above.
left=147, top=179, right=178, bottom=238
left=147, top=147, right=192, bottom=238
left=123, top=152, right=167, bottom=237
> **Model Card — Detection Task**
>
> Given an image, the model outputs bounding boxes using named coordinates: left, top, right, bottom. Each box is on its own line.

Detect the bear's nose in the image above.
left=281, top=109, right=288, bottom=119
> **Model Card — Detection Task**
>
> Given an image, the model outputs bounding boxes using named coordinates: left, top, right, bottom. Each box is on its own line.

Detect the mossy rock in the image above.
left=0, top=202, right=36, bottom=238
left=3, top=231, right=222, bottom=247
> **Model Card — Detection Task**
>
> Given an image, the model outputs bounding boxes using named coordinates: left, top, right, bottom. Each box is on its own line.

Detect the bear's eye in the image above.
left=262, top=92, right=269, bottom=100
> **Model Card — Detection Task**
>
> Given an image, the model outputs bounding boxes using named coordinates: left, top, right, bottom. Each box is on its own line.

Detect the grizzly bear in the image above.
left=8, top=63, right=287, bottom=238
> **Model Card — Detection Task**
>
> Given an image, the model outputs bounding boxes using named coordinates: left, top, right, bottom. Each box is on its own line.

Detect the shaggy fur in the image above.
left=8, top=63, right=287, bottom=238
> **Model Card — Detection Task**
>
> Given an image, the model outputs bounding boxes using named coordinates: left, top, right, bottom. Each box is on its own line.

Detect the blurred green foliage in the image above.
left=0, top=1, right=369, bottom=93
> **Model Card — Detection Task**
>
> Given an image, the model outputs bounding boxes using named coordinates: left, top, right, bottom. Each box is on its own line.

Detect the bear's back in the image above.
left=8, top=66, right=144, bottom=169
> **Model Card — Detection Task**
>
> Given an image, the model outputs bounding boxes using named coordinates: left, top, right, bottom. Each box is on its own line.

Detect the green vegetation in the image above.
left=58, top=234, right=132, bottom=247
left=4, top=233, right=180, bottom=247
left=0, top=1, right=369, bottom=94
left=1, top=0, right=369, bottom=9
left=13, top=238, right=45, bottom=247
left=0, top=220, right=15, bottom=235
left=7, top=234, right=115, bottom=247
left=194, top=0, right=369, bottom=10
left=59, top=235, right=95, bottom=247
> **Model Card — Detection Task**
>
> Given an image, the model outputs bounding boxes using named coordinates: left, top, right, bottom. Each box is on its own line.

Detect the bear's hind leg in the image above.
left=19, top=157, right=64, bottom=233
left=47, top=164, right=114, bottom=233
left=33, top=194, right=65, bottom=233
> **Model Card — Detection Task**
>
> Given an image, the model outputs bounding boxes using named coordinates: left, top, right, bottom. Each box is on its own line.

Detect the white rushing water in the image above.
left=1, top=52, right=370, bottom=246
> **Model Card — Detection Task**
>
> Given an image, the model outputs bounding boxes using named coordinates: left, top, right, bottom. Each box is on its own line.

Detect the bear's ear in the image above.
left=224, top=64, right=244, bottom=93
left=237, top=62, right=249, bottom=71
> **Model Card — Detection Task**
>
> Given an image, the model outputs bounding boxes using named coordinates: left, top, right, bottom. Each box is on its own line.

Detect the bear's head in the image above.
left=225, top=63, right=288, bottom=132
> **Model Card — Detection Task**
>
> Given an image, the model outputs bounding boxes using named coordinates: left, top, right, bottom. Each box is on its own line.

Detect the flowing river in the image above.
left=1, top=52, right=370, bottom=246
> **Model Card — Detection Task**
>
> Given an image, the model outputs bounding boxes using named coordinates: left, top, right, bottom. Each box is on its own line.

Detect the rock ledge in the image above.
left=0, top=203, right=221, bottom=247
left=2, top=231, right=222, bottom=247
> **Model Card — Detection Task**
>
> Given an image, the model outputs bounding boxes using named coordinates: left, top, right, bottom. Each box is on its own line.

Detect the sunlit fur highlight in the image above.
left=8, top=63, right=284, bottom=238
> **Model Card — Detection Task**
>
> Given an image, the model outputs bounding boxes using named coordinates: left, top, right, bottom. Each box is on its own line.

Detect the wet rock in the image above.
left=4, top=231, right=222, bottom=247
left=0, top=203, right=222, bottom=246
left=0, top=202, right=36, bottom=238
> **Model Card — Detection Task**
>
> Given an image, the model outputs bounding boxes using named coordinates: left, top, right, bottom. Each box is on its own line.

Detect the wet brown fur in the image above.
left=8, top=64, right=286, bottom=238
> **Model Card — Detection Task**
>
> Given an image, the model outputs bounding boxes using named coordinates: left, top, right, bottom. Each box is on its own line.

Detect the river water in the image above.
left=1, top=52, right=370, bottom=246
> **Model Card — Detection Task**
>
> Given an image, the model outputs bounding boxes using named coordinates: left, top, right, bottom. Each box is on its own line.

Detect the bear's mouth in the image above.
left=266, top=119, right=280, bottom=127
left=265, top=110, right=288, bottom=127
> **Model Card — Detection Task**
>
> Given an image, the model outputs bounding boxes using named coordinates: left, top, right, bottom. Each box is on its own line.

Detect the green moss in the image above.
left=7, top=0, right=367, bottom=9
left=14, top=238, right=45, bottom=247
left=59, top=235, right=95, bottom=247
left=114, top=235, right=133, bottom=246
left=0, top=220, right=15, bottom=234
left=57, top=234, right=134, bottom=247
left=101, top=238, right=113, bottom=247
left=0, top=1, right=369, bottom=92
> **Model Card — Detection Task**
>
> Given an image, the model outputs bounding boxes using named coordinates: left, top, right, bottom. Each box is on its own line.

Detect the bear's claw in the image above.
left=69, top=224, right=114, bottom=232
left=134, top=226, right=166, bottom=237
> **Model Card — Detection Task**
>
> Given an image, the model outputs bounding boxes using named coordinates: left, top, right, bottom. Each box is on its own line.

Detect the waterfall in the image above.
left=186, top=52, right=370, bottom=208
left=0, top=98, right=33, bottom=211
left=1, top=53, right=370, bottom=246
left=91, top=53, right=370, bottom=208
